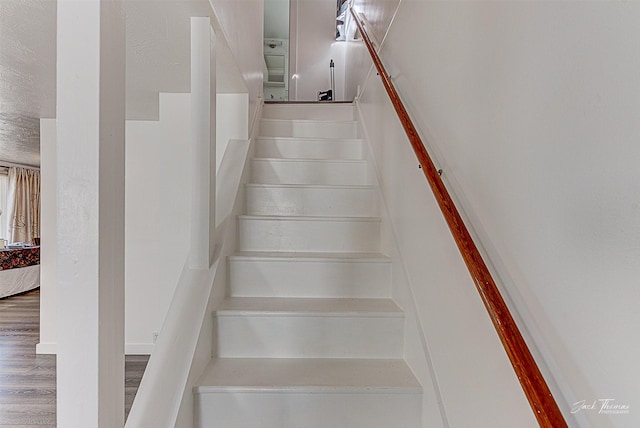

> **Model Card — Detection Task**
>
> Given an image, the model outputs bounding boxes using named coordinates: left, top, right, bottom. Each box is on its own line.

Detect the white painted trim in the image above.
left=37, top=342, right=155, bottom=356
left=38, top=118, right=56, bottom=356
left=125, top=343, right=155, bottom=355
left=35, top=342, right=57, bottom=355
left=249, top=97, right=264, bottom=140
left=190, top=17, right=215, bottom=269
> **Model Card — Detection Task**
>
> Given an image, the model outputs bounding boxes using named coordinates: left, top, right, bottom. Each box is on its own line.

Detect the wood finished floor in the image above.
left=0, top=289, right=149, bottom=426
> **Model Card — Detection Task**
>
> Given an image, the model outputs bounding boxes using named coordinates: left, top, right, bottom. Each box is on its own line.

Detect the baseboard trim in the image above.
left=36, top=342, right=154, bottom=355
left=126, top=343, right=155, bottom=355
left=36, top=342, right=57, bottom=355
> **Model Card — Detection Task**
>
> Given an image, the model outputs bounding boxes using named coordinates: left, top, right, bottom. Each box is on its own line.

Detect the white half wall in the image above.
left=38, top=93, right=193, bottom=355
left=39, top=89, right=249, bottom=355
left=349, top=1, right=640, bottom=427
left=125, top=93, right=192, bottom=354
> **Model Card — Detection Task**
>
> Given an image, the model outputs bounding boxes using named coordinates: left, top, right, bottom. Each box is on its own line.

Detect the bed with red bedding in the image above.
left=0, top=246, right=40, bottom=298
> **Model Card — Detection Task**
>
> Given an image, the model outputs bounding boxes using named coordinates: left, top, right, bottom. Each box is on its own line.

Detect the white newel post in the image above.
left=56, top=0, right=126, bottom=426
left=190, top=17, right=217, bottom=269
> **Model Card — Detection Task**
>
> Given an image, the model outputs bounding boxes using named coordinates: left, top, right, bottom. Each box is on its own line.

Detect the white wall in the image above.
left=125, top=93, right=192, bottom=353
left=356, top=58, right=538, bottom=428
left=216, top=93, right=249, bottom=171
left=39, top=94, right=192, bottom=355
left=126, top=0, right=211, bottom=120
left=40, top=5, right=252, bottom=355
left=264, top=0, right=289, bottom=40
left=40, top=94, right=248, bottom=356
left=209, top=0, right=264, bottom=116
left=117, top=93, right=247, bottom=353
left=349, top=1, right=640, bottom=427
left=126, top=0, right=253, bottom=120
left=214, top=12, right=250, bottom=171
left=343, top=37, right=367, bottom=102
left=291, top=0, right=346, bottom=101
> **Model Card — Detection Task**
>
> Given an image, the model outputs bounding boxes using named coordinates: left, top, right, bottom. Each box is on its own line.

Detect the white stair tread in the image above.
left=256, top=136, right=363, bottom=143
left=261, top=118, right=358, bottom=125
left=253, top=157, right=366, bottom=164
left=246, top=183, right=373, bottom=190
left=238, top=214, right=380, bottom=222
left=196, top=358, right=421, bottom=393
left=230, top=251, right=389, bottom=261
left=217, top=297, right=402, bottom=317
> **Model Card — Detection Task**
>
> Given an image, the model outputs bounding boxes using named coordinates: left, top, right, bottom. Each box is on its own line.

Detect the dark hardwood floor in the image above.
left=0, top=289, right=149, bottom=426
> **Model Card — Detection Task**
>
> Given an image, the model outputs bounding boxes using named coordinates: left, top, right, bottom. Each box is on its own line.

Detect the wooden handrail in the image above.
left=350, top=7, right=567, bottom=428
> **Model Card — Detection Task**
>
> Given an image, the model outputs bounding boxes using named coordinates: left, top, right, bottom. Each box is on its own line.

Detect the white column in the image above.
left=190, top=17, right=216, bottom=269
left=56, top=0, right=125, bottom=426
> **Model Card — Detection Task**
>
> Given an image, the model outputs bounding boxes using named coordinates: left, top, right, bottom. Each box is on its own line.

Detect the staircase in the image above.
left=194, top=103, right=422, bottom=427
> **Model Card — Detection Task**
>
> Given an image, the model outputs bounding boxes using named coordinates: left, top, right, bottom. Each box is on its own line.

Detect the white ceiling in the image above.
left=0, top=0, right=56, bottom=167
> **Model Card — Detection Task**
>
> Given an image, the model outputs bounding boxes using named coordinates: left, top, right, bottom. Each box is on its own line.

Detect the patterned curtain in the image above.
left=7, top=167, right=40, bottom=243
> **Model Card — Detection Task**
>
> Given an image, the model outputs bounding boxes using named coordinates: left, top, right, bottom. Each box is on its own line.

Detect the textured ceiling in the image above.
left=0, top=0, right=57, bottom=167
left=0, top=0, right=219, bottom=168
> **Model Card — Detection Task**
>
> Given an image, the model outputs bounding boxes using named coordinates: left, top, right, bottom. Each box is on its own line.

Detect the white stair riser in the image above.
left=228, top=258, right=391, bottom=298
left=216, top=314, right=404, bottom=358
left=251, top=159, right=368, bottom=185
left=238, top=217, right=381, bottom=252
left=260, top=119, right=358, bottom=139
left=195, top=392, right=421, bottom=428
left=246, top=186, right=375, bottom=217
left=262, top=104, right=355, bottom=121
left=255, top=138, right=363, bottom=160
